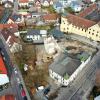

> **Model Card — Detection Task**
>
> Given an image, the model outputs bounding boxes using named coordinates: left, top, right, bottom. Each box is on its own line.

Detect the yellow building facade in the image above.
left=60, top=16, right=100, bottom=42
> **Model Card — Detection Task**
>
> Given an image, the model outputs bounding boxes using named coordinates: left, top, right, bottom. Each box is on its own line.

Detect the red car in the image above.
left=21, top=89, right=26, bottom=97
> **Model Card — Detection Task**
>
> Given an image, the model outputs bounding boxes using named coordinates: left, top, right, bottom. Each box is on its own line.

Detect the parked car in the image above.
left=23, top=96, right=28, bottom=100
left=43, top=86, right=51, bottom=95
left=16, top=77, right=21, bottom=84
left=36, top=86, right=44, bottom=92
left=19, top=83, right=23, bottom=90
left=21, top=88, right=26, bottom=97
left=14, top=67, right=18, bottom=74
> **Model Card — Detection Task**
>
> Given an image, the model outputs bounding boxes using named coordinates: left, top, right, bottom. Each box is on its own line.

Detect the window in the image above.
left=96, top=34, right=98, bottom=37
left=89, top=32, right=90, bottom=34
left=64, top=28, right=65, bottom=30
left=92, top=33, right=94, bottom=35
left=54, top=76, right=58, bottom=80
left=82, top=29, right=83, bottom=31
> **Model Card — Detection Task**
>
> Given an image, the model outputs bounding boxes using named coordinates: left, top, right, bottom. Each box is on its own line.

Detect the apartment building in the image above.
left=60, top=4, right=100, bottom=42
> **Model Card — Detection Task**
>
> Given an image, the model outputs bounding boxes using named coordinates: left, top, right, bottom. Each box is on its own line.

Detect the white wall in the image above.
left=49, top=56, right=91, bottom=86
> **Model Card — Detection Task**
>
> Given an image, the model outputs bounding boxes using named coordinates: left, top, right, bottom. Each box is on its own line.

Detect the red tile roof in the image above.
left=64, top=14, right=96, bottom=29
left=19, top=0, right=29, bottom=3
left=0, top=24, right=18, bottom=30
left=42, top=14, right=58, bottom=21
left=0, top=95, right=15, bottom=100
left=1, top=29, right=18, bottom=47
left=78, top=3, right=97, bottom=17
left=0, top=55, right=7, bottom=74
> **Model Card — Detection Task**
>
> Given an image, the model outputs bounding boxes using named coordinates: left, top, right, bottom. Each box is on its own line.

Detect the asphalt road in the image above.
left=0, top=34, right=31, bottom=100
left=55, top=50, right=100, bottom=100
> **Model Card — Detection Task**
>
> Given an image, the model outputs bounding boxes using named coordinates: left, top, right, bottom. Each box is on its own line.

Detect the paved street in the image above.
left=0, top=34, right=31, bottom=100
left=65, top=34, right=100, bottom=49
left=55, top=50, right=100, bottom=100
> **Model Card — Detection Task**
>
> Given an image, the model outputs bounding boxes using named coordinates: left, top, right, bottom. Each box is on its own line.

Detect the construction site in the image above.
left=14, top=33, right=97, bottom=99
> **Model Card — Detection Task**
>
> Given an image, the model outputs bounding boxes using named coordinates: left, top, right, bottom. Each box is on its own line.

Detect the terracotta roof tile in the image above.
left=0, top=24, right=18, bottom=30
left=0, top=55, right=7, bottom=74
left=19, top=0, right=29, bottom=3
left=78, top=3, right=97, bottom=17
left=64, top=14, right=96, bottom=29
left=1, top=29, right=18, bottom=47
left=42, top=14, right=58, bottom=21
left=0, top=95, right=15, bottom=100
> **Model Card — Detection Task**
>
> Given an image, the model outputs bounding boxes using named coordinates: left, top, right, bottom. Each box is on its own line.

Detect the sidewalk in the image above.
left=65, top=34, right=100, bottom=49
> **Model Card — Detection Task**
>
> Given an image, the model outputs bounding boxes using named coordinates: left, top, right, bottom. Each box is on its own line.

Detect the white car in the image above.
left=14, top=67, right=18, bottom=74
left=16, top=77, right=21, bottom=84
left=36, top=86, right=44, bottom=92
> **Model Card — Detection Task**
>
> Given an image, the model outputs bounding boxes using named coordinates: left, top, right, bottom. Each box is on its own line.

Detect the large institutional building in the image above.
left=60, top=3, right=100, bottom=42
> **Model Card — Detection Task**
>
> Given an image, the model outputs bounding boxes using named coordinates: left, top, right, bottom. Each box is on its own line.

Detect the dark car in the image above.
left=19, top=83, right=23, bottom=90
left=23, top=96, right=28, bottom=100
left=43, top=86, right=50, bottom=95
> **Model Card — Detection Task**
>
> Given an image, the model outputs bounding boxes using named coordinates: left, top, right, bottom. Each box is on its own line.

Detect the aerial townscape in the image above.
left=0, top=0, right=100, bottom=100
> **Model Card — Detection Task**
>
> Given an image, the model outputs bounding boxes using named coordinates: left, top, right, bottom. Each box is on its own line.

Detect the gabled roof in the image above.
left=0, top=24, right=18, bottom=30
left=49, top=53, right=81, bottom=76
left=0, top=95, right=15, bottom=100
left=42, top=13, right=58, bottom=21
left=54, top=1, right=63, bottom=8
left=1, top=29, right=18, bottom=47
left=19, top=0, right=29, bottom=3
left=10, top=14, right=21, bottom=22
left=78, top=3, right=97, bottom=17
left=0, top=55, right=7, bottom=74
left=50, top=29, right=64, bottom=39
left=63, top=13, right=96, bottom=29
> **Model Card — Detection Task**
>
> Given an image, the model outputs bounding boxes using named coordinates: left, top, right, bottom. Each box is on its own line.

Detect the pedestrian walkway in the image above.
left=65, top=34, right=100, bottom=49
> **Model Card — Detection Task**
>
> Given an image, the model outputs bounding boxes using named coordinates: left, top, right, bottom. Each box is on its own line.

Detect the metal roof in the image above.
left=49, top=53, right=81, bottom=76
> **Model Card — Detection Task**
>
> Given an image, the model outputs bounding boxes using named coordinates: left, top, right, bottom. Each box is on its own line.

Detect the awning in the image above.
left=0, top=74, right=9, bottom=85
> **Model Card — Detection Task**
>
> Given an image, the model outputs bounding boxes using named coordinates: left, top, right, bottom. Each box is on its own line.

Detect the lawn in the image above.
left=41, top=5, right=56, bottom=13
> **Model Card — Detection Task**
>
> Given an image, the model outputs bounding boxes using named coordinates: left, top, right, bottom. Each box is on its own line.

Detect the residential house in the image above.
left=0, top=55, right=9, bottom=87
left=82, top=0, right=96, bottom=4
left=53, top=1, right=64, bottom=13
left=26, top=29, right=47, bottom=43
left=0, top=23, right=18, bottom=30
left=41, top=0, right=53, bottom=7
left=1, top=0, right=14, bottom=3
left=0, top=95, right=15, bottom=100
left=18, top=0, right=29, bottom=7
left=7, top=14, right=23, bottom=24
left=59, top=0, right=67, bottom=7
left=4, top=1, right=13, bottom=8
left=50, top=29, right=64, bottom=40
left=42, top=13, right=59, bottom=24
left=60, top=13, right=100, bottom=42
left=78, top=3, right=98, bottom=18
left=31, top=12, right=46, bottom=18
left=70, top=1, right=82, bottom=12
left=1, top=29, right=22, bottom=53
left=34, top=0, right=41, bottom=12
left=49, top=52, right=91, bottom=86
left=41, top=0, right=50, bottom=7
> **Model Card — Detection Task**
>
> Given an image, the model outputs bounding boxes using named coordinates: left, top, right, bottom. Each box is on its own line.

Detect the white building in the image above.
left=18, top=0, right=29, bottom=7
left=49, top=53, right=91, bottom=86
left=26, top=30, right=47, bottom=43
